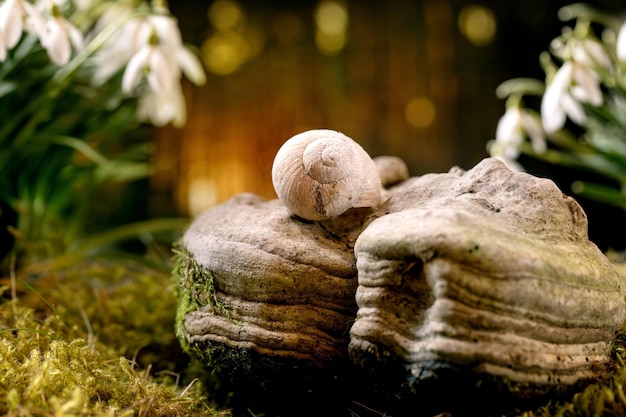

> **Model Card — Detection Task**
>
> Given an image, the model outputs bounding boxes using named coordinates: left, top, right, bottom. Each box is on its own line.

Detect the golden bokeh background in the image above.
left=149, top=0, right=624, bottom=219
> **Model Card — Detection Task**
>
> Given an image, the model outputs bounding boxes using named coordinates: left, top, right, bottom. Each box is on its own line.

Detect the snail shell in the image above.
left=271, top=129, right=382, bottom=221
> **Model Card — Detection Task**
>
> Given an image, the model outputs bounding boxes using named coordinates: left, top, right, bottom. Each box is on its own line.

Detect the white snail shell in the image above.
left=272, top=129, right=382, bottom=221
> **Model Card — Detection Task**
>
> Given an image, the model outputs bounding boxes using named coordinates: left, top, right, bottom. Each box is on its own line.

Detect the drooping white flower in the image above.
left=490, top=106, right=547, bottom=172
left=541, top=60, right=603, bottom=133
left=134, top=13, right=205, bottom=86
left=0, top=0, right=26, bottom=48
left=90, top=5, right=147, bottom=85
left=496, top=106, right=546, bottom=158
left=571, top=38, right=611, bottom=71
left=137, top=82, right=187, bottom=128
left=122, top=40, right=178, bottom=94
left=93, top=6, right=205, bottom=88
left=92, top=3, right=205, bottom=127
left=175, top=45, right=206, bottom=86
left=42, top=5, right=84, bottom=66
left=0, top=0, right=47, bottom=55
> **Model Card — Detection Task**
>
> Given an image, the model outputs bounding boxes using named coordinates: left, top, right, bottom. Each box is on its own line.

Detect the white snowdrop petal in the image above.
left=67, top=22, right=84, bottom=50
left=176, top=47, right=206, bottom=85
left=0, top=0, right=25, bottom=48
left=541, top=63, right=572, bottom=133
left=541, top=89, right=565, bottom=134
left=583, top=39, right=611, bottom=69
left=495, top=108, right=521, bottom=141
left=541, top=97, right=567, bottom=134
left=148, top=48, right=177, bottom=92
left=618, top=22, right=626, bottom=62
left=170, top=86, right=187, bottom=127
left=572, top=40, right=610, bottom=71
left=126, top=18, right=147, bottom=54
left=136, top=18, right=153, bottom=49
left=561, top=93, right=587, bottom=125
left=149, top=15, right=182, bottom=48
left=122, top=47, right=151, bottom=93
left=45, top=19, right=71, bottom=65
left=502, top=142, right=521, bottom=159
left=151, top=98, right=171, bottom=126
left=137, top=92, right=153, bottom=122
left=520, top=112, right=547, bottom=154
left=23, top=1, right=46, bottom=41
left=572, top=64, right=603, bottom=106
left=91, top=16, right=143, bottom=84
left=520, top=111, right=544, bottom=140
left=152, top=89, right=182, bottom=127
left=137, top=83, right=187, bottom=127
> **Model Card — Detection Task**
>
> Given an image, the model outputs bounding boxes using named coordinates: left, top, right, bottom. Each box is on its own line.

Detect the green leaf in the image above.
left=495, top=78, right=545, bottom=99
left=66, top=218, right=190, bottom=255
left=0, top=81, right=17, bottom=98
left=571, top=181, right=626, bottom=207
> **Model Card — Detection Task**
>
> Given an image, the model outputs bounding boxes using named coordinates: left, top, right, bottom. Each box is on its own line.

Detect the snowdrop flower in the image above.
left=174, top=44, right=206, bottom=86
left=133, top=13, right=206, bottom=85
left=496, top=106, right=546, bottom=156
left=90, top=5, right=147, bottom=84
left=118, top=10, right=205, bottom=127
left=93, top=8, right=182, bottom=83
left=572, top=39, right=611, bottom=72
left=490, top=106, right=546, bottom=171
left=617, top=21, right=626, bottom=62
left=93, top=6, right=205, bottom=87
left=0, top=0, right=46, bottom=59
left=541, top=60, right=603, bottom=133
left=43, top=4, right=84, bottom=66
left=137, top=82, right=187, bottom=128
left=93, top=2, right=204, bottom=127
left=122, top=36, right=178, bottom=94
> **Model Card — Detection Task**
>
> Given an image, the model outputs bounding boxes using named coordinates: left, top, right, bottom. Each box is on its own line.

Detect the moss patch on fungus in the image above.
left=172, top=244, right=233, bottom=354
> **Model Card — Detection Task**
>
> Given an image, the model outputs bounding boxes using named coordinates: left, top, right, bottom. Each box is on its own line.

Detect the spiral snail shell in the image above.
left=271, top=129, right=382, bottom=221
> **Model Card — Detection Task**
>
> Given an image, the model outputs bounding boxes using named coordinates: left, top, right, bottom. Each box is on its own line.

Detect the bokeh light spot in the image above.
left=202, top=31, right=250, bottom=75
left=314, top=0, right=348, bottom=55
left=315, top=0, right=348, bottom=35
left=458, top=5, right=496, bottom=46
left=188, top=177, right=218, bottom=215
left=208, top=0, right=244, bottom=31
left=405, top=96, right=436, bottom=128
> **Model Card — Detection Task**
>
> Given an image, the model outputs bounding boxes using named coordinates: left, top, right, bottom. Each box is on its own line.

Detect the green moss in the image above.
left=0, top=257, right=231, bottom=417
left=172, top=244, right=233, bottom=355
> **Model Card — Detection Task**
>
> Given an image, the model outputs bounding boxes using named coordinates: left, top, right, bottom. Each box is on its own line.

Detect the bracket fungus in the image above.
left=349, top=158, right=626, bottom=404
left=176, top=192, right=365, bottom=406
left=175, top=130, right=626, bottom=414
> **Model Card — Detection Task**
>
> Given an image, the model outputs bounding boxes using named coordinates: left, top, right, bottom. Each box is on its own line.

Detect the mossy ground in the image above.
left=2, top=249, right=626, bottom=417
left=0, top=255, right=230, bottom=417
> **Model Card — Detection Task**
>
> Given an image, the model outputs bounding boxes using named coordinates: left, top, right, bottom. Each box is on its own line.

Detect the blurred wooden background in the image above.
left=149, top=0, right=624, bottom=219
